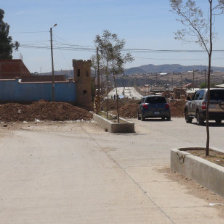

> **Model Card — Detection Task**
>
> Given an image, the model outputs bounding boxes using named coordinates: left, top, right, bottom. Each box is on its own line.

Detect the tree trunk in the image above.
left=206, top=0, right=213, bottom=156
left=113, top=73, right=120, bottom=123
left=206, top=56, right=211, bottom=156
left=106, top=62, right=109, bottom=119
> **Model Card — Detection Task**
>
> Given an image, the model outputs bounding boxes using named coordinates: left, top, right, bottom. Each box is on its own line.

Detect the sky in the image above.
left=1, top=0, right=224, bottom=73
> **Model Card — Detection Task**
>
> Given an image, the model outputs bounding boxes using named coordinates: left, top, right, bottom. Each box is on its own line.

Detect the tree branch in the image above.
left=175, top=8, right=209, bottom=54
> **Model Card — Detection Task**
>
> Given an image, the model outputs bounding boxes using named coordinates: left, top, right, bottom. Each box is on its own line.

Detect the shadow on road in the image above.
left=141, top=118, right=171, bottom=122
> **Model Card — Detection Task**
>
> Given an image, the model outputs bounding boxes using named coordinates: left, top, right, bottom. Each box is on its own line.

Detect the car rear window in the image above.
left=210, top=90, right=224, bottom=101
left=145, top=97, right=166, bottom=104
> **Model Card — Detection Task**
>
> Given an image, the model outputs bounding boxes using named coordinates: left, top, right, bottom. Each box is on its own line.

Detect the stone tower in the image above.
left=73, top=60, right=92, bottom=109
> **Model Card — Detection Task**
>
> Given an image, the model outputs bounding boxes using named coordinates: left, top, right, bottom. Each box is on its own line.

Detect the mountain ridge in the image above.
left=124, top=64, right=224, bottom=75
left=38, top=64, right=224, bottom=77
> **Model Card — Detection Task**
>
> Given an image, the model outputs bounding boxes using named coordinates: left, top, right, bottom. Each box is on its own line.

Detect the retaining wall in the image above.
left=171, top=148, right=224, bottom=197
left=93, top=113, right=135, bottom=133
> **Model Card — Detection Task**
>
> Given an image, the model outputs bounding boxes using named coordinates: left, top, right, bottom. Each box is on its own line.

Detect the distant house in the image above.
left=0, top=59, right=31, bottom=79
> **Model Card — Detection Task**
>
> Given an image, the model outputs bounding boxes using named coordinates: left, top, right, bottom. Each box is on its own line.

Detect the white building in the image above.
left=107, top=87, right=142, bottom=100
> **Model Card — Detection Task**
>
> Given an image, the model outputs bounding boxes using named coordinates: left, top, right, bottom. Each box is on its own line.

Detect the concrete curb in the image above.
left=92, top=113, right=135, bottom=133
left=171, top=148, right=224, bottom=197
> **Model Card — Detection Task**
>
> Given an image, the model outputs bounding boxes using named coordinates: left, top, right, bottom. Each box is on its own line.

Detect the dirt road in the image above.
left=0, top=119, right=223, bottom=223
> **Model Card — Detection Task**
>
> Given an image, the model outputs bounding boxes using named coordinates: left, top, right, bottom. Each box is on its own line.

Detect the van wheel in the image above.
left=215, top=119, right=221, bottom=124
left=141, top=114, right=145, bottom=121
left=196, top=111, right=204, bottom=125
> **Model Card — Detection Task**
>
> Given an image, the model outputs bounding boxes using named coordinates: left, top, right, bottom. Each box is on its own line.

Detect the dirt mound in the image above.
left=104, top=99, right=186, bottom=118
left=169, top=100, right=186, bottom=117
left=101, top=99, right=122, bottom=111
left=102, top=99, right=139, bottom=118
left=0, top=101, right=93, bottom=122
left=117, top=99, right=186, bottom=118
left=119, top=102, right=138, bottom=118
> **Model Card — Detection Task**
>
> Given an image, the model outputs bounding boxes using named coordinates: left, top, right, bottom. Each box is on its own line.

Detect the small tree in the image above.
left=95, top=30, right=134, bottom=122
left=170, top=0, right=224, bottom=156
left=91, top=51, right=104, bottom=113
left=0, top=9, right=19, bottom=59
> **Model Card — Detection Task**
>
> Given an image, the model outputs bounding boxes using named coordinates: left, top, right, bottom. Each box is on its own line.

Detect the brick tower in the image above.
left=73, top=60, right=92, bottom=109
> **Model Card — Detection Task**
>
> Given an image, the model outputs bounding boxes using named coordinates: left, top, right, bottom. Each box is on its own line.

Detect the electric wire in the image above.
left=19, top=43, right=224, bottom=53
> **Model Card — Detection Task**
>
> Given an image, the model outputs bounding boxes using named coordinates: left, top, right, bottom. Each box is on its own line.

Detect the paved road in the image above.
left=0, top=118, right=223, bottom=224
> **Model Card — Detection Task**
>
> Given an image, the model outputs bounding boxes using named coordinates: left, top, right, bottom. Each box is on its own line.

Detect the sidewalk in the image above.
left=0, top=120, right=223, bottom=224
left=87, top=118, right=224, bottom=224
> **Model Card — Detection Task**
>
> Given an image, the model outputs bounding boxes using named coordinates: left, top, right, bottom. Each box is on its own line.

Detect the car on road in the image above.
left=184, top=88, right=224, bottom=125
left=137, top=95, right=171, bottom=121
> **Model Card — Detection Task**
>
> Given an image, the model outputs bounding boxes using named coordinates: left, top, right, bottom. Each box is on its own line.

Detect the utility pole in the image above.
left=50, top=24, right=57, bottom=101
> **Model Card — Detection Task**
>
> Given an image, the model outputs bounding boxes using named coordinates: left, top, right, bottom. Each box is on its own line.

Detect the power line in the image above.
left=11, top=31, right=48, bottom=34
left=54, top=34, right=93, bottom=48
left=20, top=44, right=95, bottom=52
left=122, top=48, right=224, bottom=53
left=19, top=43, right=224, bottom=53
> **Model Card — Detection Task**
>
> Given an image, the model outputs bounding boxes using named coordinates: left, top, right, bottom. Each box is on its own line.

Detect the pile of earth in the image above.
left=169, top=100, right=186, bottom=117
left=102, top=99, right=186, bottom=118
left=102, top=99, right=138, bottom=118
left=0, top=100, right=93, bottom=122
left=118, top=101, right=139, bottom=118
left=101, top=99, right=124, bottom=111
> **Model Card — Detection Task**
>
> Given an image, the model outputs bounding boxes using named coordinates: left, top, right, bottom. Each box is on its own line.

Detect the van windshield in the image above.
left=210, top=90, right=224, bottom=101
left=146, top=97, right=166, bottom=104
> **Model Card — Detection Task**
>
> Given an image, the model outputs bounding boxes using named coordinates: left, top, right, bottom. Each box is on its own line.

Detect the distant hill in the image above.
left=125, top=64, right=224, bottom=75
left=38, top=64, right=224, bottom=77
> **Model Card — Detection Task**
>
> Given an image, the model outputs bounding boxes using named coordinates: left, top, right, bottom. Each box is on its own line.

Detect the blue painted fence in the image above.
left=0, top=79, right=76, bottom=103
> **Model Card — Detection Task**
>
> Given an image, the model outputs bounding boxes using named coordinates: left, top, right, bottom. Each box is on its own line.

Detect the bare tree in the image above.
left=95, top=30, right=134, bottom=122
left=170, top=0, right=224, bottom=156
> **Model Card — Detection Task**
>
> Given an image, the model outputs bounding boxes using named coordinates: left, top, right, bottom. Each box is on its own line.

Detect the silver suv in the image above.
left=184, top=88, right=224, bottom=125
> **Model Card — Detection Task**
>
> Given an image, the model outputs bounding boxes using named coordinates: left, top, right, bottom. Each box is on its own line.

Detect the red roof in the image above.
left=0, top=59, right=31, bottom=79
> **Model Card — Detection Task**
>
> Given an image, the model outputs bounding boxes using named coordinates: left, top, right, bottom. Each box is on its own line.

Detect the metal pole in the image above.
left=50, top=27, right=55, bottom=101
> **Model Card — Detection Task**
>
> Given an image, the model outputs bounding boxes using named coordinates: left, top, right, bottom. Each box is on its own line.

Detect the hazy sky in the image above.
left=2, top=0, right=224, bottom=72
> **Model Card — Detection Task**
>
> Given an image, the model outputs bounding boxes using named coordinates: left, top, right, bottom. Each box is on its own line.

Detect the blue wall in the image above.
left=0, top=80, right=76, bottom=103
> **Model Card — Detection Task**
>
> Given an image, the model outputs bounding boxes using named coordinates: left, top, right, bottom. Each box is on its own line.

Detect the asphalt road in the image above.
left=0, top=118, right=223, bottom=224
